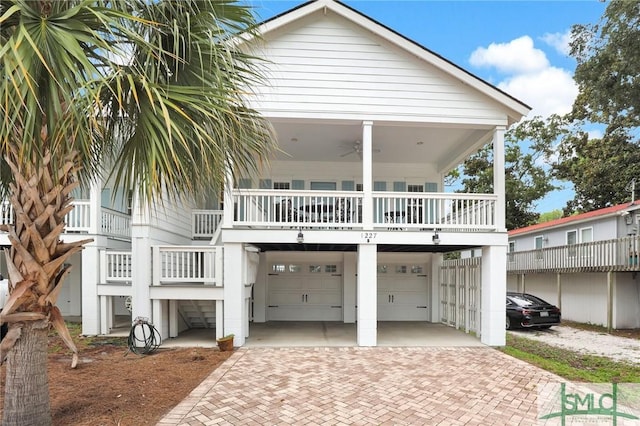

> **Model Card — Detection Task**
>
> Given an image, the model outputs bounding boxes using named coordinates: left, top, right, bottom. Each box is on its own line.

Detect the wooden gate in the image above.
left=440, top=257, right=481, bottom=335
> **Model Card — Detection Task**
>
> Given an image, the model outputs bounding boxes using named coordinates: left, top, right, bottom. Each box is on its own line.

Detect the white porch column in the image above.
left=357, top=243, right=377, bottom=346
left=223, top=162, right=234, bottom=228
left=81, top=241, right=103, bottom=335
left=361, top=121, right=373, bottom=229
left=481, top=244, right=507, bottom=346
left=493, top=126, right=506, bottom=231
left=131, top=196, right=152, bottom=323
left=223, top=242, right=245, bottom=345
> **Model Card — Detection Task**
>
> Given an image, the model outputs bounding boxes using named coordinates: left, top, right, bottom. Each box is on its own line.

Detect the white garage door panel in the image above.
left=378, top=263, right=428, bottom=321
left=269, top=292, right=308, bottom=305
left=267, top=262, right=343, bottom=321
left=270, top=277, right=303, bottom=291
left=307, top=292, right=342, bottom=306
left=267, top=305, right=342, bottom=321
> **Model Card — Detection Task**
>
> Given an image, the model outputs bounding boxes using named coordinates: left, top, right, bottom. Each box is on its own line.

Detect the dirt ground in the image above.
left=0, top=331, right=232, bottom=425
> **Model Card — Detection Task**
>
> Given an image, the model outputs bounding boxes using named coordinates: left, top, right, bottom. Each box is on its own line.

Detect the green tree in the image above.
left=0, top=1, right=276, bottom=424
left=538, top=209, right=563, bottom=224
left=552, top=0, right=640, bottom=212
left=454, top=120, right=557, bottom=231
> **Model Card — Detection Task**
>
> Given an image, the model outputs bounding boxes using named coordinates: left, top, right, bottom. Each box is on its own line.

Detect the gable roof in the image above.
left=253, top=0, right=531, bottom=124
left=509, top=201, right=640, bottom=237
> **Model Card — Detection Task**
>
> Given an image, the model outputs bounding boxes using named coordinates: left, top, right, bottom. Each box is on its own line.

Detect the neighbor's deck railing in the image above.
left=507, top=235, right=640, bottom=273
left=1, top=199, right=131, bottom=239
left=230, top=189, right=498, bottom=231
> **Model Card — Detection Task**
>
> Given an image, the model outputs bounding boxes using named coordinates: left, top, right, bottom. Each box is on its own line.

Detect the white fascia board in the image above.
left=251, top=0, right=531, bottom=123
left=255, top=109, right=511, bottom=127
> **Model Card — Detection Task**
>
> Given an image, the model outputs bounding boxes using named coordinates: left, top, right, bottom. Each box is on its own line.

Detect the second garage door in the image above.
left=378, top=263, right=429, bottom=321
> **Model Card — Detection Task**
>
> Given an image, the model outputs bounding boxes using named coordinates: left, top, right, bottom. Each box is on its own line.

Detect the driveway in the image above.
left=158, top=347, right=564, bottom=425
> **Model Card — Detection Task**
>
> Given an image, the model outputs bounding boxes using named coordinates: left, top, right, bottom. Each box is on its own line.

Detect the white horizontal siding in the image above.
left=253, top=13, right=506, bottom=122
left=265, top=161, right=440, bottom=186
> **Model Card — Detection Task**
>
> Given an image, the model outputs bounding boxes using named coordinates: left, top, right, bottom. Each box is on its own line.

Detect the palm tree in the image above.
left=0, top=1, right=276, bottom=423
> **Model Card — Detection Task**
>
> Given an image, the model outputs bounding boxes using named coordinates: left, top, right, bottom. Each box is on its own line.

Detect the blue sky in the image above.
left=247, top=1, right=608, bottom=213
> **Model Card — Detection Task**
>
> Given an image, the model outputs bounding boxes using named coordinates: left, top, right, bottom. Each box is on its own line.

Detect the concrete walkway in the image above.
left=158, top=346, right=565, bottom=425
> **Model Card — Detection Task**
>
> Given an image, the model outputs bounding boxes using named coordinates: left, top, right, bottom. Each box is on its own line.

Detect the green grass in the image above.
left=501, top=333, right=640, bottom=383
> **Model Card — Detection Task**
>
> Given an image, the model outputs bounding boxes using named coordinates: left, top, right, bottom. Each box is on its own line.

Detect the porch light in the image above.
left=432, top=230, right=440, bottom=245
left=297, top=229, right=304, bottom=244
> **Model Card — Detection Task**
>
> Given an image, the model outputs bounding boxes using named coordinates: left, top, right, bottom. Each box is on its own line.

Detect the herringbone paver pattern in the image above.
left=157, top=347, right=562, bottom=425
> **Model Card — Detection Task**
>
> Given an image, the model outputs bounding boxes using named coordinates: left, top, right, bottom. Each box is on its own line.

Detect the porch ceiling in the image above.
left=270, top=120, right=491, bottom=168
left=251, top=243, right=470, bottom=253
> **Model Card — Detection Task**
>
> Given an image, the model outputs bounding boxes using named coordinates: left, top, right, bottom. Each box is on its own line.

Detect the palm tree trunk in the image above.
left=2, top=321, right=51, bottom=426
left=1, top=147, right=87, bottom=424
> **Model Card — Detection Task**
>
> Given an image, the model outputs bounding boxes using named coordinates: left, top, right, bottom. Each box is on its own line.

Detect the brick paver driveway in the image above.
left=158, top=347, right=563, bottom=425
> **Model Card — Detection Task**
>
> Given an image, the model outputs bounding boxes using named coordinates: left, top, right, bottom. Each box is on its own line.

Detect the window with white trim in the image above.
left=534, top=236, right=544, bottom=260
left=273, top=182, right=290, bottom=190
left=567, top=230, right=577, bottom=257
left=579, top=227, right=593, bottom=257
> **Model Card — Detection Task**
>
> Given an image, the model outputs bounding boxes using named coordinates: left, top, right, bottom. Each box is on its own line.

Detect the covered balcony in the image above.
left=507, top=235, right=640, bottom=274
left=222, top=189, right=497, bottom=231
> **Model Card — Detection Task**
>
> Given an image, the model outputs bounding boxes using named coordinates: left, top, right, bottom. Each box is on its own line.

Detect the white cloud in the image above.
left=469, top=36, right=578, bottom=118
left=541, top=30, right=572, bottom=56
left=498, top=67, right=578, bottom=117
left=469, top=36, right=549, bottom=74
left=587, top=128, right=603, bottom=139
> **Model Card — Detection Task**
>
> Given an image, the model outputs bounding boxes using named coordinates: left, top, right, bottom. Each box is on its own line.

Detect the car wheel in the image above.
left=539, top=325, right=552, bottom=329
left=506, top=315, right=511, bottom=330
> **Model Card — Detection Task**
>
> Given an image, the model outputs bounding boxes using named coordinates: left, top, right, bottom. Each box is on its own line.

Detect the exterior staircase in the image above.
left=178, top=300, right=217, bottom=328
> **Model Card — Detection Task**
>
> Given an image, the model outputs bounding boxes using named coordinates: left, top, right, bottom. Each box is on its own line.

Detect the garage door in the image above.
left=267, top=262, right=343, bottom=321
left=378, top=263, right=428, bottom=321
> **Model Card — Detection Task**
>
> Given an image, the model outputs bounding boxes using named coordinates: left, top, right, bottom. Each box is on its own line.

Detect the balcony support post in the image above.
left=223, top=161, right=234, bottom=228
left=556, top=273, right=562, bottom=311
left=361, top=121, right=373, bottom=229
left=81, top=242, right=102, bottom=335
left=357, top=243, right=377, bottom=346
left=223, top=242, right=246, bottom=345
left=493, top=126, right=506, bottom=231
left=481, top=244, right=507, bottom=346
left=607, top=271, right=613, bottom=332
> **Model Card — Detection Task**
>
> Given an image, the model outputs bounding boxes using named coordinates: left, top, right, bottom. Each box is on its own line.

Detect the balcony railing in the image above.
left=507, top=235, right=640, bottom=273
left=1, top=199, right=131, bottom=239
left=192, top=210, right=223, bottom=239
left=152, top=246, right=223, bottom=286
left=230, top=189, right=498, bottom=231
left=102, top=208, right=131, bottom=239
left=99, top=247, right=224, bottom=287
left=100, top=250, right=133, bottom=285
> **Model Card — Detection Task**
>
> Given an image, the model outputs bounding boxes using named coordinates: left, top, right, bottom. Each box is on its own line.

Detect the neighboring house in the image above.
left=507, top=201, right=640, bottom=329
left=1, top=0, right=530, bottom=347
left=0, top=180, right=133, bottom=327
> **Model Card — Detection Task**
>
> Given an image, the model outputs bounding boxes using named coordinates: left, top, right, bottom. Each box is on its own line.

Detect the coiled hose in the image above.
left=127, top=317, right=161, bottom=355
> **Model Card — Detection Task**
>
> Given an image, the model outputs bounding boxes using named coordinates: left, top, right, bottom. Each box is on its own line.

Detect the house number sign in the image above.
left=361, top=232, right=377, bottom=242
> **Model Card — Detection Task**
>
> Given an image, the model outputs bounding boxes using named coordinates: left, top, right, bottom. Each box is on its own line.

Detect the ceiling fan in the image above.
left=340, top=141, right=381, bottom=158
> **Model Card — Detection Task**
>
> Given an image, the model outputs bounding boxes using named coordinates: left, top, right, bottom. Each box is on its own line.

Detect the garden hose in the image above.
left=127, top=317, right=161, bottom=355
